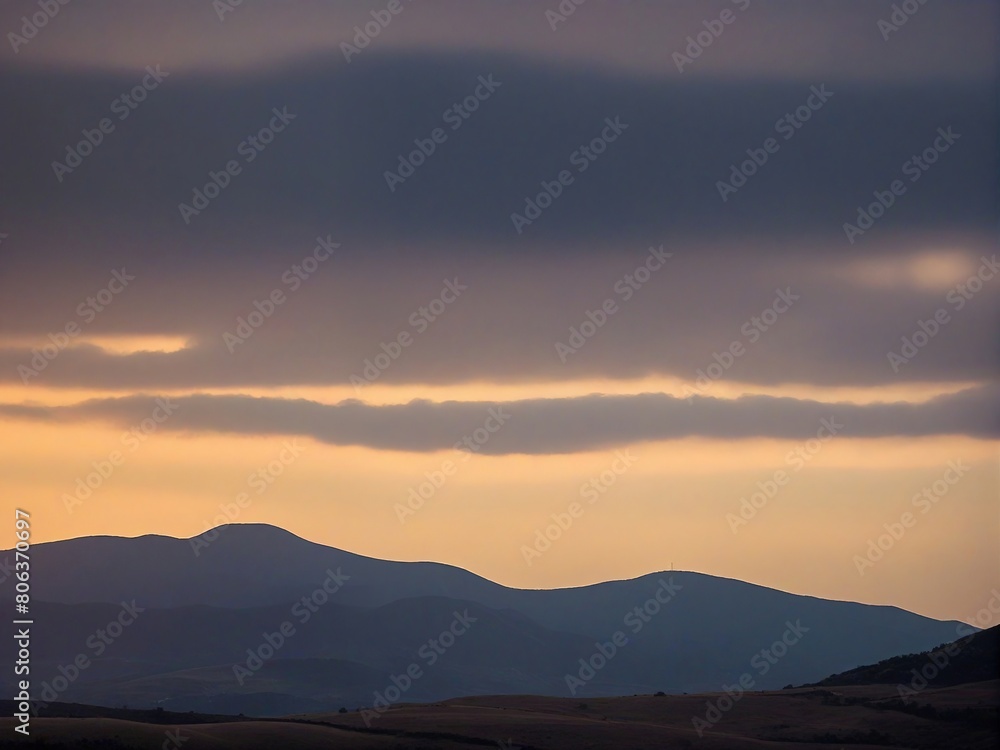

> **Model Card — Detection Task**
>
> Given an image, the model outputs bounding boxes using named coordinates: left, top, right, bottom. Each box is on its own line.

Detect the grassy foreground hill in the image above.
left=2, top=679, right=997, bottom=749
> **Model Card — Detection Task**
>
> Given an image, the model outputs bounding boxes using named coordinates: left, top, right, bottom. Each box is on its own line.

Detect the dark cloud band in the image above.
left=1, top=385, right=995, bottom=454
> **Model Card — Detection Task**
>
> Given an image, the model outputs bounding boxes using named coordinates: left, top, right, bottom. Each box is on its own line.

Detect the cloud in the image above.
left=0, top=50, right=996, bottom=247
left=1, top=385, right=995, bottom=454
left=0, top=6, right=995, bottom=396
left=1, top=242, right=997, bottom=391
left=0, top=0, right=995, bottom=80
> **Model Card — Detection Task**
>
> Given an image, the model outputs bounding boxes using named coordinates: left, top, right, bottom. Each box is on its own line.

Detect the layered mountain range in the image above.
left=0, top=524, right=969, bottom=715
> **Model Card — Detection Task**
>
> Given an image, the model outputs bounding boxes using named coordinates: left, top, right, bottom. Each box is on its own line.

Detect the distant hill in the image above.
left=811, top=624, right=1000, bottom=687
left=0, top=524, right=976, bottom=714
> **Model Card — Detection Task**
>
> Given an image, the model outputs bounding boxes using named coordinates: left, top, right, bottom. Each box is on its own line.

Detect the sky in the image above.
left=0, top=0, right=997, bottom=624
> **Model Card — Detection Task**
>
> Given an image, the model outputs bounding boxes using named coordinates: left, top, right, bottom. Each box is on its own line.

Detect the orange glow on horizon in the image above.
left=1, top=414, right=995, bottom=624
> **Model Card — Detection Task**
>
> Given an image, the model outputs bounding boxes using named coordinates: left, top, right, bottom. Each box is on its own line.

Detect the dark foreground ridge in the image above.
left=809, top=623, right=1000, bottom=688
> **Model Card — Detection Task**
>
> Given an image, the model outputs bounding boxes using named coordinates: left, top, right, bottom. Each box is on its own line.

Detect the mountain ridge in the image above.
left=0, top=522, right=975, bottom=714
left=4, top=522, right=966, bottom=617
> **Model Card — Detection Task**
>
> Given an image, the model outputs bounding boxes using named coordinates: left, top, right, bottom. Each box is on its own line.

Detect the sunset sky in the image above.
left=0, top=0, right=996, bottom=624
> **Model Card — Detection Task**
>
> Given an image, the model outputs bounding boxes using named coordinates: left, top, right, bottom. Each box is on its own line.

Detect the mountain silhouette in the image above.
left=0, top=524, right=973, bottom=715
